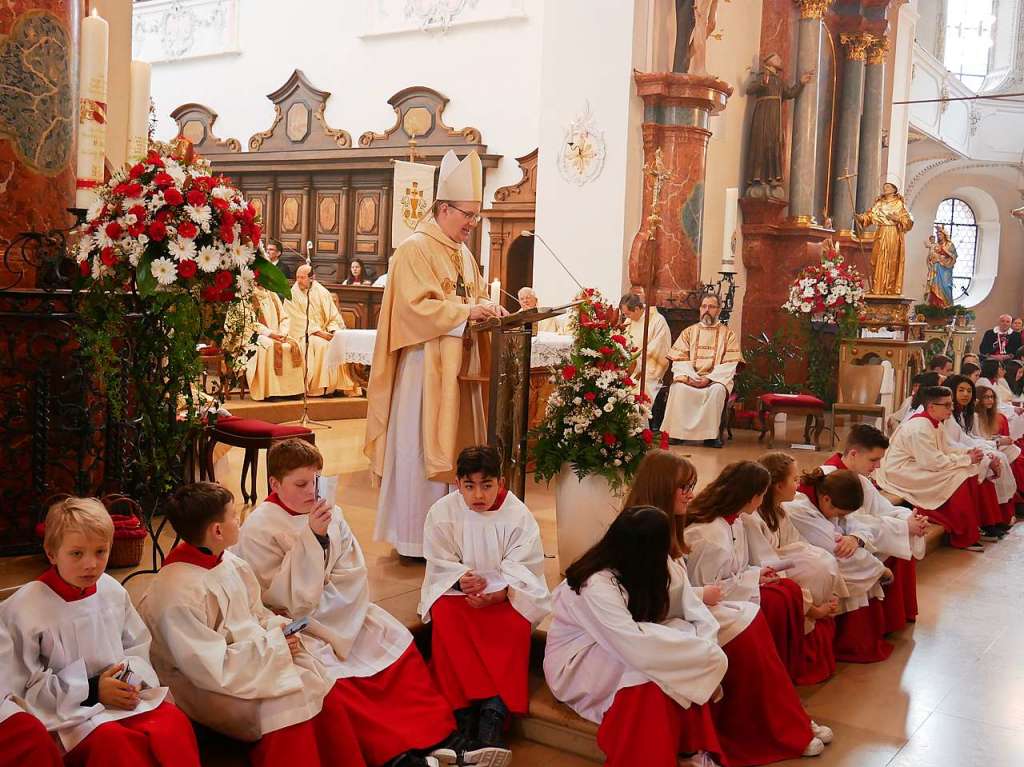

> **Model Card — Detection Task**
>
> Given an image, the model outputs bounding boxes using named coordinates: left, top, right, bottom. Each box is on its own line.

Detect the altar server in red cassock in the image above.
left=2, top=497, right=198, bottom=767
left=0, top=622, right=62, bottom=767
left=138, top=483, right=365, bottom=767
left=420, top=446, right=551, bottom=762
left=233, top=439, right=484, bottom=767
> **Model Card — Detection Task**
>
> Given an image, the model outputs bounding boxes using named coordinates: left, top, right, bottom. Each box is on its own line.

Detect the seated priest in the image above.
left=619, top=292, right=671, bottom=403
left=286, top=264, right=361, bottom=397
left=517, top=287, right=569, bottom=334
left=243, top=286, right=305, bottom=401
left=661, top=293, right=742, bottom=448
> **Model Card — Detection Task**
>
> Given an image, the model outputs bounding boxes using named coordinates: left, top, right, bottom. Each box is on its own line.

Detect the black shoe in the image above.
left=387, top=752, right=438, bottom=767
left=477, top=697, right=509, bottom=749
left=703, top=438, right=724, bottom=448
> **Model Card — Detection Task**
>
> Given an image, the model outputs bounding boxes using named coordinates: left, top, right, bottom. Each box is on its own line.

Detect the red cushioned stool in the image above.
left=204, top=416, right=315, bottom=504
left=757, top=393, right=826, bottom=449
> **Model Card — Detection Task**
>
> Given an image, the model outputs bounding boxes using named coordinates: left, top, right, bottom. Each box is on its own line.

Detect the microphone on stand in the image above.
left=521, top=231, right=585, bottom=292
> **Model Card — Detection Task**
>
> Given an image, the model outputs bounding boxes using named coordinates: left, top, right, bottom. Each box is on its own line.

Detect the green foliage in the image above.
left=734, top=326, right=801, bottom=400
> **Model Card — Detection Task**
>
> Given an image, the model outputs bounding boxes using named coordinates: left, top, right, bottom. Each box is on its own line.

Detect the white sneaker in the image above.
left=461, top=746, right=512, bottom=767
left=810, top=721, right=834, bottom=744
left=802, top=737, right=825, bottom=757
left=678, top=752, right=721, bottom=767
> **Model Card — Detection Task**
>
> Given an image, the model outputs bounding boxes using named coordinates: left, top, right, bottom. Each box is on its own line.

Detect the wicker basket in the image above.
left=103, top=494, right=147, bottom=569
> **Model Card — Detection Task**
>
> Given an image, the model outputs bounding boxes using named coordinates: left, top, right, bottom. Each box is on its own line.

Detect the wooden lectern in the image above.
left=469, top=304, right=575, bottom=499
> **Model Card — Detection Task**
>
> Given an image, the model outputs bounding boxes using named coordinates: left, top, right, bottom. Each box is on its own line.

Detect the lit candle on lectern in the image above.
left=76, top=9, right=109, bottom=209
left=125, top=60, right=151, bottom=164
left=490, top=279, right=501, bottom=305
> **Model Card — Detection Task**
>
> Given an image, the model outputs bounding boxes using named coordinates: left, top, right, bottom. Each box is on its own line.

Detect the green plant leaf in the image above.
left=254, top=255, right=290, bottom=300
left=137, top=249, right=156, bottom=296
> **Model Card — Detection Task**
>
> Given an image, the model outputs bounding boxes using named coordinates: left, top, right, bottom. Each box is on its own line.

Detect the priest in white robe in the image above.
left=242, top=286, right=305, bottom=401
left=365, top=150, right=502, bottom=557
left=517, top=287, right=570, bottom=334
left=619, top=292, right=671, bottom=403
left=662, top=294, right=742, bottom=447
left=286, top=265, right=361, bottom=398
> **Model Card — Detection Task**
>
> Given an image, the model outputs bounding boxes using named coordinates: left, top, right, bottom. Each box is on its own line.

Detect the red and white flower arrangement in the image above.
left=782, top=242, right=866, bottom=326
left=531, top=288, right=667, bottom=490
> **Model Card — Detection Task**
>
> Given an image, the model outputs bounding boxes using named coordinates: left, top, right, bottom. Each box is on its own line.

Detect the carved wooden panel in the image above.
left=318, top=195, right=338, bottom=233
left=314, top=188, right=345, bottom=277
left=355, top=194, right=379, bottom=235
left=248, top=70, right=352, bottom=152
left=280, top=196, right=302, bottom=233
left=359, top=86, right=481, bottom=152
left=247, top=191, right=270, bottom=236
left=169, top=103, right=241, bottom=155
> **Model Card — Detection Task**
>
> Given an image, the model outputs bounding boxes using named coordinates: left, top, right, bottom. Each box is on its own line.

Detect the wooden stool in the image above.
left=757, top=393, right=826, bottom=449
left=204, top=416, right=316, bottom=504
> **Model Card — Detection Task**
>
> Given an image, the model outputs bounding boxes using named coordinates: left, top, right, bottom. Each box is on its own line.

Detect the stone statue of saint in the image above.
left=687, top=0, right=720, bottom=75
left=744, top=53, right=814, bottom=199
left=672, top=0, right=696, bottom=73
left=855, top=182, right=914, bottom=296
left=926, top=225, right=957, bottom=308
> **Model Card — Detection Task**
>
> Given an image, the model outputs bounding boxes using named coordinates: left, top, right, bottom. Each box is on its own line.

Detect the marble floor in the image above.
left=4, top=422, right=1024, bottom=766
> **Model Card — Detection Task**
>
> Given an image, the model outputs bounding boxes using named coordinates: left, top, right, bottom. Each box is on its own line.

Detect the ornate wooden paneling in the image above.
left=168, top=103, right=241, bottom=155
left=246, top=70, right=352, bottom=153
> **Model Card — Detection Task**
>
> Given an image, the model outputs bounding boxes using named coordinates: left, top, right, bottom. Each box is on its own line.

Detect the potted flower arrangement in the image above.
left=74, top=138, right=288, bottom=503
left=531, top=288, right=666, bottom=569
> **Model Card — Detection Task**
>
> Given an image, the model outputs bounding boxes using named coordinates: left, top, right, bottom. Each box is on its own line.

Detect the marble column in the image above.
left=628, top=73, right=732, bottom=306
left=857, top=35, right=889, bottom=213
left=788, top=0, right=830, bottom=223
left=0, top=0, right=79, bottom=288
left=830, top=32, right=871, bottom=237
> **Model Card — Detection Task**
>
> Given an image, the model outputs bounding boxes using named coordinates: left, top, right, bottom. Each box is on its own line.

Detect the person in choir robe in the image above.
left=975, top=384, right=1024, bottom=513
left=544, top=505, right=728, bottom=767
left=0, top=626, right=65, bottom=767
left=896, top=372, right=944, bottom=427
left=265, top=239, right=292, bottom=280
left=420, top=445, right=550, bottom=760
left=234, top=440, right=486, bottom=767
left=928, top=354, right=954, bottom=381
left=244, top=285, right=305, bottom=401
left=962, top=352, right=981, bottom=368
left=619, top=293, right=671, bottom=404
left=286, top=264, right=362, bottom=398
left=138, top=483, right=367, bottom=767
left=874, top=386, right=996, bottom=552
left=661, top=294, right=742, bottom=448
left=961, top=362, right=982, bottom=384
left=682, top=461, right=812, bottom=684
left=786, top=470, right=894, bottom=663
left=1, top=498, right=199, bottom=767
left=517, top=287, right=569, bottom=334
left=365, top=150, right=503, bottom=558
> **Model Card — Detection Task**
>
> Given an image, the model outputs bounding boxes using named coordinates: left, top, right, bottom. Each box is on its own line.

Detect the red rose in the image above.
left=146, top=151, right=164, bottom=168
left=99, top=247, right=116, bottom=266
left=124, top=182, right=142, bottom=198
left=128, top=204, right=147, bottom=220
left=602, top=433, right=617, bottom=446
left=79, top=260, right=91, bottom=276
left=584, top=391, right=597, bottom=402
left=611, top=334, right=627, bottom=345
left=105, top=222, right=123, bottom=239
left=156, top=209, right=172, bottom=224
left=599, top=346, right=613, bottom=356
left=659, top=432, right=669, bottom=449
left=210, top=197, right=230, bottom=212
left=219, top=225, right=235, bottom=244
left=624, top=377, right=635, bottom=387
left=186, top=189, right=206, bottom=206
left=153, top=171, right=174, bottom=188
left=214, top=270, right=233, bottom=290
left=176, top=221, right=197, bottom=239
left=641, top=428, right=654, bottom=445
left=148, top=221, right=167, bottom=241
left=200, top=285, right=219, bottom=302
left=163, top=187, right=184, bottom=206
left=129, top=163, right=146, bottom=179
left=562, top=365, right=576, bottom=381
left=177, top=259, right=198, bottom=279
left=128, top=224, right=144, bottom=238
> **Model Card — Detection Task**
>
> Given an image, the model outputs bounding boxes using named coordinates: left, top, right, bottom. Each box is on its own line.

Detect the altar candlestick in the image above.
left=490, top=279, right=501, bottom=306
left=126, top=60, right=151, bottom=164
left=76, top=10, right=109, bottom=209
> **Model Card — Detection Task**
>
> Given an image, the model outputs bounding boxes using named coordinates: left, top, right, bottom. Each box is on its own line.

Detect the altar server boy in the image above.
left=420, top=445, right=552, bottom=757
left=234, top=439, right=480, bottom=767
left=0, top=623, right=62, bottom=767
left=139, top=483, right=365, bottom=767
left=2, top=497, right=199, bottom=767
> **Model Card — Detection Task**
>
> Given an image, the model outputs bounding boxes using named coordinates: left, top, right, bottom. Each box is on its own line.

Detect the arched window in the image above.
left=932, top=197, right=979, bottom=301
left=943, top=0, right=996, bottom=90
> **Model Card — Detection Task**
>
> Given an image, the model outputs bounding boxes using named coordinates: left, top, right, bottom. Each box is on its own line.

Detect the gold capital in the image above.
left=840, top=32, right=872, bottom=61
left=866, top=35, right=891, bottom=65
left=795, top=0, right=831, bottom=19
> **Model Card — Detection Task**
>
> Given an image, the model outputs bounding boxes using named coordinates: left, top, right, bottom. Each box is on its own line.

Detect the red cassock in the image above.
left=429, top=594, right=532, bottom=715
left=330, top=644, right=456, bottom=766
left=64, top=702, right=200, bottom=767
left=834, top=599, right=893, bottom=663
left=915, top=477, right=984, bottom=549
left=756, top=578, right=806, bottom=682
left=879, top=557, right=918, bottom=634
left=794, top=617, right=837, bottom=686
left=250, top=685, right=365, bottom=767
left=597, top=683, right=723, bottom=767
left=0, top=712, right=62, bottom=767
left=712, top=613, right=814, bottom=767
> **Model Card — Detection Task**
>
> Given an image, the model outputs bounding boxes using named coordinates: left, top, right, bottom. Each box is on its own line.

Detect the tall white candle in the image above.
left=125, top=60, right=151, bottom=165
left=490, top=279, right=501, bottom=306
left=76, top=9, right=109, bottom=209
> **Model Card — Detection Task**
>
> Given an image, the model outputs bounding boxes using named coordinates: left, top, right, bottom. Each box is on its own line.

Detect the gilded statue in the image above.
left=925, top=225, right=957, bottom=308
left=855, top=182, right=914, bottom=296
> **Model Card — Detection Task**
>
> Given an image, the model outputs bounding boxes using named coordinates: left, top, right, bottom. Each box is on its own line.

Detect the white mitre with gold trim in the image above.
left=436, top=149, right=482, bottom=203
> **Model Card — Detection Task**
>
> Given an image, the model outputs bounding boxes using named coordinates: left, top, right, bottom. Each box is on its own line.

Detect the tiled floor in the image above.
left=4, top=422, right=1024, bottom=766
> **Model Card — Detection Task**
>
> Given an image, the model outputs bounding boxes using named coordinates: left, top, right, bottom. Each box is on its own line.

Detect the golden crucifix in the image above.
left=644, top=147, right=673, bottom=241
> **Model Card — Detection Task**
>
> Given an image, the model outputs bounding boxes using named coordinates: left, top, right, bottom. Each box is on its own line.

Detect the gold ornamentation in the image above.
left=400, top=180, right=426, bottom=230
left=643, top=147, right=673, bottom=240
left=839, top=32, right=872, bottom=61
left=866, top=36, right=890, bottom=65
left=795, top=0, right=830, bottom=20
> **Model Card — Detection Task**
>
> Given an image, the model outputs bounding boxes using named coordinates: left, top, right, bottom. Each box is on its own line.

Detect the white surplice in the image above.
left=419, top=489, right=551, bottom=626
left=977, top=378, right=1024, bottom=439
left=873, top=416, right=981, bottom=509
left=782, top=494, right=886, bottom=613
left=542, top=559, right=727, bottom=725
left=138, top=551, right=331, bottom=741
left=2, top=575, right=167, bottom=751
left=233, top=501, right=413, bottom=680
left=943, top=417, right=1017, bottom=504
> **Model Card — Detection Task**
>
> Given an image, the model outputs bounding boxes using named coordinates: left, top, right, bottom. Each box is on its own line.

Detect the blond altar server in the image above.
left=365, top=150, right=502, bottom=557
left=245, top=286, right=304, bottom=401
left=662, top=294, right=742, bottom=446
left=619, top=293, right=671, bottom=403
left=286, top=265, right=361, bottom=398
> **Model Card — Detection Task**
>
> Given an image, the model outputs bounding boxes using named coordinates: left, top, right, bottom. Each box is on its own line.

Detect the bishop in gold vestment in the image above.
left=661, top=295, right=742, bottom=444
left=244, top=287, right=304, bottom=401
left=364, top=150, right=498, bottom=556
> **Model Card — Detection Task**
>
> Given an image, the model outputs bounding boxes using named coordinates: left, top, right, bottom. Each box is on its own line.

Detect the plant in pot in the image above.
left=531, top=288, right=666, bottom=570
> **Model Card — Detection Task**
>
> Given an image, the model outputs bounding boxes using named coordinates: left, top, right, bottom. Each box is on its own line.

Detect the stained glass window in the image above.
left=933, top=197, right=978, bottom=300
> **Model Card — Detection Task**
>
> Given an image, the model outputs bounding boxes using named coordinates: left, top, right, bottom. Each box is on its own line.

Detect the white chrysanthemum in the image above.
left=164, top=159, right=187, bottom=187
left=211, top=185, right=232, bottom=200
left=146, top=192, right=165, bottom=212
left=186, top=205, right=212, bottom=228
left=150, top=257, right=178, bottom=286
left=197, top=245, right=221, bottom=273
left=236, top=266, right=256, bottom=296
left=219, top=252, right=233, bottom=270
left=86, top=199, right=105, bottom=222
left=123, top=196, right=146, bottom=211
left=76, top=234, right=94, bottom=263
left=168, top=238, right=197, bottom=262
left=90, top=259, right=112, bottom=280
left=229, top=241, right=253, bottom=267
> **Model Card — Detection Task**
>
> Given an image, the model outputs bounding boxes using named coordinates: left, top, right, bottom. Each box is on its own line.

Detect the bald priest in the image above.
left=364, top=150, right=503, bottom=557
